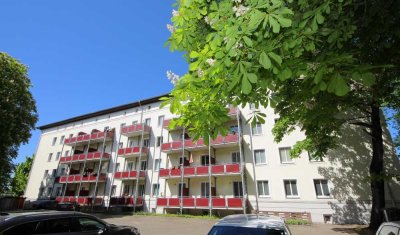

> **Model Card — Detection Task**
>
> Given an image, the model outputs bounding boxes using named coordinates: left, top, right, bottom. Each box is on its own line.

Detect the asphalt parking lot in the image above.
left=100, top=215, right=373, bottom=235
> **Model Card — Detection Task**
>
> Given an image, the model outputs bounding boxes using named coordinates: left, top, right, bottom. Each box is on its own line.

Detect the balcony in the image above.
left=109, top=197, right=144, bottom=207
left=114, top=171, right=145, bottom=180
left=59, top=152, right=111, bottom=163
left=159, top=163, right=241, bottom=179
left=228, top=107, right=238, bottom=117
left=117, top=147, right=148, bottom=158
left=161, top=134, right=239, bottom=153
left=56, top=196, right=103, bottom=206
left=59, top=173, right=107, bottom=183
left=156, top=196, right=243, bottom=209
left=121, top=124, right=151, bottom=137
left=64, top=130, right=114, bottom=146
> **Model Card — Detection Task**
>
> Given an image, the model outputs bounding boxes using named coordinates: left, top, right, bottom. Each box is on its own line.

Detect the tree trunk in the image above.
left=369, top=105, right=386, bottom=230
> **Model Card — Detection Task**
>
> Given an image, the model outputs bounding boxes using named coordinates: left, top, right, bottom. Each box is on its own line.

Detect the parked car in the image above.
left=208, top=214, right=292, bottom=235
left=30, top=200, right=58, bottom=210
left=56, top=201, right=81, bottom=211
left=0, top=211, right=140, bottom=235
left=376, top=221, right=400, bottom=235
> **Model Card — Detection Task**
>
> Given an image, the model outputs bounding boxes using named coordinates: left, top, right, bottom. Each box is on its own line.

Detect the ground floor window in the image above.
left=233, top=181, right=243, bottom=197
left=257, top=181, right=270, bottom=196
left=284, top=180, right=298, bottom=197
left=314, top=179, right=330, bottom=197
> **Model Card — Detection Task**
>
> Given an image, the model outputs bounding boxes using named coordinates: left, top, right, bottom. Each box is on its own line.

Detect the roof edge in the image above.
left=38, top=93, right=170, bottom=130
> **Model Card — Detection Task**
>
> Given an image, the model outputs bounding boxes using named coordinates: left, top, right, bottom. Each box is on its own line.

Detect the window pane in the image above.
left=314, top=180, right=323, bottom=196
left=284, top=181, right=291, bottom=196
left=4, top=221, right=39, bottom=235
left=78, top=217, right=105, bottom=232
left=257, top=181, right=264, bottom=195
left=254, top=150, right=265, bottom=164
left=291, top=181, right=298, bottom=196
left=321, top=180, right=330, bottom=196
left=280, top=148, right=292, bottom=163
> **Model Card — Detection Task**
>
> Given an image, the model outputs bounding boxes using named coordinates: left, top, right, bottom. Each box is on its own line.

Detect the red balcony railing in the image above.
left=64, top=130, right=114, bottom=145
left=161, top=134, right=239, bottom=153
left=121, top=124, right=151, bottom=137
left=59, top=173, right=107, bottom=183
left=56, top=196, right=103, bottom=205
left=228, top=107, right=238, bottom=116
left=109, top=196, right=144, bottom=206
left=156, top=196, right=243, bottom=209
left=159, top=163, right=241, bottom=178
left=114, top=170, right=145, bottom=179
left=117, top=147, right=148, bottom=158
left=60, top=152, right=111, bottom=163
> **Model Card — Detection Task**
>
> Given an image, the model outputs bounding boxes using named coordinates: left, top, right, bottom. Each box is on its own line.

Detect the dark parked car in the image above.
left=56, top=202, right=81, bottom=211
left=208, top=214, right=292, bottom=235
left=30, top=200, right=58, bottom=210
left=0, top=211, right=139, bottom=235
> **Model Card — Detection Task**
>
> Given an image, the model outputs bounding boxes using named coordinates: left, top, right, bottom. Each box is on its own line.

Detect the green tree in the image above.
left=11, top=155, right=34, bottom=196
left=163, top=0, right=400, bottom=229
left=0, top=52, right=38, bottom=193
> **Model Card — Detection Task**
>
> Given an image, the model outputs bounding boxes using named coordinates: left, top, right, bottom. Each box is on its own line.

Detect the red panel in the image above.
left=90, top=133, right=97, bottom=139
left=104, top=153, right=110, bottom=158
left=87, top=153, right=94, bottom=160
left=77, top=197, right=85, bottom=205
left=224, top=134, right=238, bottom=143
left=226, top=164, right=240, bottom=173
left=72, top=155, right=79, bottom=161
left=126, top=197, right=134, bottom=205
left=56, top=197, right=62, bottom=202
left=74, top=175, right=81, bottom=182
left=69, top=197, right=76, bottom=203
left=196, top=166, right=209, bottom=175
left=161, top=143, right=171, bottom=151
left=65, top=156, right=72, bottom=162
left=79, top=154, right=85, bottom=161
left=211, top=135, right=224, bottom=145
left=136, top=197, right=143, bottom=205
left=59, top=176, right=67, bottom=183
left=88, top=175, right=96, bottom=181
left=125, top=147, right=133, bottom=155
left=60, top=157, right=66, bottom=163
left=68, top=176, right=74, bottom=182
left=121, top=126, right=128, bottom=134
left=77, top=136, right=83, bottom=142
left=183, top=167, right=195, bottom=175
left=83, top=135, right=90, bottom=141
left=99, top=174, right=106, bottom=181
left=114, top=172, right=122, bottom=179
left=171, top=141, right=182, bottom=149
left=129, top=171, right=137, bottom=178
left=157, top=198, right=168, bottom=206
left=118, top=148, right=125, bottom=155
left=196, top=139, right=205, bottom=147
left=142, top=147, right=148, bottom=154
left=196, top=198, right=208, bottom=207
left=211, top=165, right=224, bottom=174
left=212, top=198, right=226, bottom=207
left=94, top=152, right=101, bottom=159
left=97, top=132, right=105, bottom=138
left=227, top=198, right=242, bottom=208
left=168, top=198, right=180, bottom=207
left=122, top=172, right=129, bottom=178
left=183, top=198, right=195, bottom=207
left=163, top=119, right=170, bottom=128
left=159, top=169, right=170, bottom=177
left=170, top=169, right=181, bottom=176
left=143, top=125, right=151, bottom=132
left=64, top=139, right=70, bottom=144
left=184, top=140, right=195, bottom=148
left=139, top=171, right=145, bottom=177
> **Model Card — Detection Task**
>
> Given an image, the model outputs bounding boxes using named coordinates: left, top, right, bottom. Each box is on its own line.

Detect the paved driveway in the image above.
left=101, top=215, right=373, bottom=235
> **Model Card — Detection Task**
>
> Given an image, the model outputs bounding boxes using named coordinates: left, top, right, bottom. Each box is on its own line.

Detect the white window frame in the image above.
left=284, top=180, right=299, bottom=198
left=231, top=151, right=240, bottom=163
left=144, top=118, right=151, bottom=126
left=200, top=182, right=210, bottom=197
left=257, top=180, right=270, bottom=197
left=314, top=179, right=331, bottom=198
left=52, top=137, right=57, bottom=146
left=156, top=136, right=163, bottom=147
left=254, top=149, right=267, bottom=165
left=152, top=183, right=160, bottom=197
left=43, top=170, right=49, bottom=179
left=47, top=153, right=53, bottom=162
left=251, top=122, right=263, bottom=135
left=59, top=136, right=65, bottom=145
left=279, top=147, right=294, bottom=164
left=158, top=115, right=165, bottom=127
left=154, top=159, right=161, bottom=171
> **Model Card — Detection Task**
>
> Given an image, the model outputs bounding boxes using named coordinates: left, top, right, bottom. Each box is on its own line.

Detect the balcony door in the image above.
left=201, top=155, right=209, bottom=166
left=201, top=182, right=210, bottom=197
left=178, top=183, right=186, bottom=197
left=233, top=181, right=243, bottom=198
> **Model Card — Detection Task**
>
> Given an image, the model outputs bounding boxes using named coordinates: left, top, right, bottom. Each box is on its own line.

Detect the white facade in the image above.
left=25, top=94, right=400, bottom=223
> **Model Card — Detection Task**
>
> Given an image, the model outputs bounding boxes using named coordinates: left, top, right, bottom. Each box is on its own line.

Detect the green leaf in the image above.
left=275, top=15, right=292, bottom=27
left=247, top=73, right=258, bottom=83
left=259, top=52, right=271, bottom=69
left=189, top=51, right=199, bottom=58
left=362, top=72, right=376, bottom=86
left=269, top=16, right=280, bottom=33
left=241, top=75, right=252, bottom=94
left=268, top=52, right=282, bottom=65
left=335, top=77, right=350, bottom=96
left=316, top=13, right=324, bottom=24
left=189, top=60, right=200, bottom=71
left=279, top=68, right=292, bottom=81
left=243, top=36, right=253, bottom=47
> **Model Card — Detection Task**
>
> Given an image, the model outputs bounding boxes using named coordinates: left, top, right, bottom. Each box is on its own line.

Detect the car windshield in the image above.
left=208, top=226, right=286, bottom=235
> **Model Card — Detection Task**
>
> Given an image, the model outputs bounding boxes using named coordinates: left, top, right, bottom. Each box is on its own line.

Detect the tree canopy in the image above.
left=11, top=155, right=34, bottom=196
left=163, top=0, right=400, bottom=229
left=0, top=52, right=38, bottom=193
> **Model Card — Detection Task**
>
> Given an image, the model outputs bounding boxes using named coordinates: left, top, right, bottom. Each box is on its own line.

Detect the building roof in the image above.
left=37, top=93, right=169, bottom=130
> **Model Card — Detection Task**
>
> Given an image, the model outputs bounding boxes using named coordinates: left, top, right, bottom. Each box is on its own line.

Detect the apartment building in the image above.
left=25, top=94, right=400, bottom=223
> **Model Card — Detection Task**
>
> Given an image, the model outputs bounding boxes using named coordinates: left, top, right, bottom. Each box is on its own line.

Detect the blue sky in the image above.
left=0, top=1, right=186, bottom=164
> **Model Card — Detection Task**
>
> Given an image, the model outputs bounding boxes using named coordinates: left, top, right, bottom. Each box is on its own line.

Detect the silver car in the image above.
left=376, top=221, right=400, bottom=235
left=208, top=214, right=292, bottom=235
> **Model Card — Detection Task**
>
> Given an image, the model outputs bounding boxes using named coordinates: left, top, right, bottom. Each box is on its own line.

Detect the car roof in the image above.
left=380, top=221, right=400, bottom=227
left=0, top=211, right=102, bottom=230
left=214, top=214, right=286, bottom=229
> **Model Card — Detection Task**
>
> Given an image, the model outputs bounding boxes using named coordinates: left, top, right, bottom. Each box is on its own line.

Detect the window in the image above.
left=68, top=133, right=73, bottom=139
left=378, top=225, right=399, bottom=235
left=154, top=159, right=161, bottom=171
left=65, top=150, right=70, bottom=157
left=145, top=118, right=151, bottom=126
left=201, top=182, right=210, bottom=197
left=251, top=122, right=263, bottom=135
left=152, top=183, right=160, bottom=197
left=139, top=185, right=145, bottom=196
left=56, top=152, right=61, bottom=160
left=120, top=123, right=126, bottom=129
left=156, top=136, right=163, bottom=147
left=158, top=115, right=165, bottom=127
left=44, top=170, right=48, bottom=178
left=279, top=147, right=293, bottom=163
left=52, top=137, right=57, bottom=146
left=250, top=103, right=256, bottom=110
left=115, top=163, right=120, bottom=172
left=143, top=139, right=150, bottom=147
left=141, top=160, right=147, bottom=171
left=201, top=155, right=210, bottom=166
left=233, top=181, right=243, bottom=197
left=111, top=185, right=116, bottom=197
left=230, top=125, right=239, bottom=134
left=126, top=162, right=134, bottom=171
left=3, top=221, right=39, bottom=235
left=314, top=179, right=330, bottom=197
left=257, top=181, right=270, bottom=196
left=232, top=152, right=240, bottom=163
left=123, top=185, right=130, bottom=195
left=76, top=217, right=106, bottom=232
left=254, top=150, right=266, bottom=164
left=132, top=120, right=138, bottom=125
left=47, top=153, right=53, bottom=162
left=118, top=142, right=123, bottom=149
left=59, top=135, right=65, bottom=144
left=309, top=151, right=323, bottom=162
left=103, top=126, right=109, bottom=132
left=147, top=105, right=151, bottom=110
left=129, top=139, right=136, bottom=147
left=178, top=183, right=186, bottom=197
left=284, top=180, right=299, bottom=197
left=51, top=169, right=56, bottom=177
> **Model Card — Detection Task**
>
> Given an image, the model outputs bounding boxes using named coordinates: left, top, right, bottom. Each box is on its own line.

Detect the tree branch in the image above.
left=349, top=121, right=373, bottom=129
